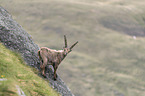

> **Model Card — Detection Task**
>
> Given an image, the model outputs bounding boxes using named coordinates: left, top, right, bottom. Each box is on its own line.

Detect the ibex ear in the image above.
left=70, top=41, right=78, bottom=50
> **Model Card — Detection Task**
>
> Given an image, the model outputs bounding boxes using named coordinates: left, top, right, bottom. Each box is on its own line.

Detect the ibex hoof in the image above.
left=43, top=76, right=47, bottom=78
left=53, top=74, right=57, bottom=80
left=54, top=78, right=57, bottom=81
left=42, top=74, right=46, bottom=78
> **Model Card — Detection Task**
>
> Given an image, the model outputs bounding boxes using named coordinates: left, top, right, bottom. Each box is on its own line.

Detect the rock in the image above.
left=0, top=6, right=74, bottom=96
left=0, top=78, right=7, bottom=81
left=0, top=6, right=39, bottom=68
left=16, top=85, right=26, bottom=96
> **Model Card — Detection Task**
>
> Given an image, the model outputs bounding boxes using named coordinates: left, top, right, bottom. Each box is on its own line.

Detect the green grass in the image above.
left=1, top=0, right=145, bottom=96
left=0, top=43, right=59, bottom=96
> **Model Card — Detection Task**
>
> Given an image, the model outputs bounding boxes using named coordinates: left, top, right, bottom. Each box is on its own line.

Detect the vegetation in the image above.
left=0, top=43, right=59, bottom=96
left=1, top=0, right=145, bottom=96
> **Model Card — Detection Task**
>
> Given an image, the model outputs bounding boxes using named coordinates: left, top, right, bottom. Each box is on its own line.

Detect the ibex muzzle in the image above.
left=38, top=35, right=78, bottom=80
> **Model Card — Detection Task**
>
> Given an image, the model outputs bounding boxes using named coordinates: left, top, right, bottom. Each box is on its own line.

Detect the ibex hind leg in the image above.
left=41, top=58, right=48, bottom=78
left=38, top=50, right=43, bottom=69
left=40, top=59, right=43, bottom=70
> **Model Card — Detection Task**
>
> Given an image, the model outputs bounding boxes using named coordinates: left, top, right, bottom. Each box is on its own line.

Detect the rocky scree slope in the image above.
left=0, top=6, right=73, bottom=96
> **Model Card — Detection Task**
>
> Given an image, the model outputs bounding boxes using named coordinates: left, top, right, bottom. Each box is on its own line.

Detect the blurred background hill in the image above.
left=1, top=0, right=145, bottom=96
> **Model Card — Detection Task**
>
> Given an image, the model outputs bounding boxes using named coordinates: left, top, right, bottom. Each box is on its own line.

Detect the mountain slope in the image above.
left=0, top=6, right=73, bottom=96
left=1, top=0, right=145, bottom=96
left=0, top=43, right=59, bottom=96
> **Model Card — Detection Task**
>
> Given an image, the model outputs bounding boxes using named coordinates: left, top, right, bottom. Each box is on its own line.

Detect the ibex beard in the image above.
left=38, top=35, right=78, bottom=80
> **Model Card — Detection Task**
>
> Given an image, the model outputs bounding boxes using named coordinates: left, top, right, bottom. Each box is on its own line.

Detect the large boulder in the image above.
left=0, top=6, right=73, bottom=96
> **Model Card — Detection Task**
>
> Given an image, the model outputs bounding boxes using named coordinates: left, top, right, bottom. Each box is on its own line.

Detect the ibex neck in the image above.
left=62, top=51, right=67, bottom=60
left=56, top=50, right=66, bottom=61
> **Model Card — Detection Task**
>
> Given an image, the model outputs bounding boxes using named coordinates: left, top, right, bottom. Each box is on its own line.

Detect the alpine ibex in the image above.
left=38, top=35, right=78, bottom=80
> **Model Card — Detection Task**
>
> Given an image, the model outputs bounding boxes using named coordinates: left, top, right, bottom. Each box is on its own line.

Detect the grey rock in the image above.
left=0, top=6, right=74, bottom=96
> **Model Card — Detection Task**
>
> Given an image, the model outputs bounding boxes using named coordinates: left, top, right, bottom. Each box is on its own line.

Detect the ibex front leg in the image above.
left=53, top=63, right=58, bottom=80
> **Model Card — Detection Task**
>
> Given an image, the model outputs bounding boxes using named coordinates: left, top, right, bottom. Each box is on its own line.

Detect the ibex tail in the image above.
left=38, top=50, right=43, bottom=69
left=38, top=50, right=41, bottom=61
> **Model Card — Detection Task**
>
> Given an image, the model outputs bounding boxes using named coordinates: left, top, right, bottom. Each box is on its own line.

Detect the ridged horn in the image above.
left=70, top=41, right=78, bottom=50
left=64, top=35, right=67, bottom=48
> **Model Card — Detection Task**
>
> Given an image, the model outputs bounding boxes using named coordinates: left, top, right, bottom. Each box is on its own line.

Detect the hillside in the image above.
left=0, top=6, right=73, bottom=96
left=1, top=0, right=145, bottom=96
left=0, top=43, right=59, bottom=96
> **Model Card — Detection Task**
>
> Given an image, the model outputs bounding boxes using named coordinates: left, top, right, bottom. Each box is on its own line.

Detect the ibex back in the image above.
left=38, top=35, right=78, bottom=80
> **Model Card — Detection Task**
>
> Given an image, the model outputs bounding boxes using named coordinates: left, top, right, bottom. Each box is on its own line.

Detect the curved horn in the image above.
left=70, top=41, right=78, bottom=50
left=64, top=35, right=67, bottom=48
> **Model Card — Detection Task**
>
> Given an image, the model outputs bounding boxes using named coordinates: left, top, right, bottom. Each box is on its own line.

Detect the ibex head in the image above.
left=63, top=35, right=78, bottom=55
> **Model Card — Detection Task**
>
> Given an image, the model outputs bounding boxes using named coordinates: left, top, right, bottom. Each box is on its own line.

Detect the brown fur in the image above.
left=38, top=37, right=78, bottom=80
